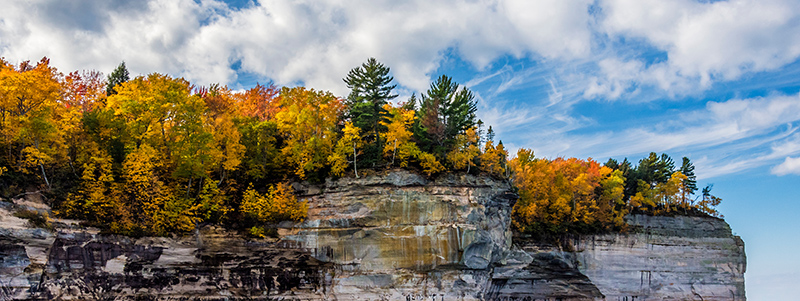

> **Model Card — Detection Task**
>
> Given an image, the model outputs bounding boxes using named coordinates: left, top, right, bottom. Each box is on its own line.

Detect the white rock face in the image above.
left=574, top=215, right=747, bottom=301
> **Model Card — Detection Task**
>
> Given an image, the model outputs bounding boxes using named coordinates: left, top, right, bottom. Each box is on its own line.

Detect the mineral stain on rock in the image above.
left=0, top=170, right=745, bottom=300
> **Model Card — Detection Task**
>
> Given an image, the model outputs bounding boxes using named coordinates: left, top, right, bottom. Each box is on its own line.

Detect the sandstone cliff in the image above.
left=0, top=170, right=745, bottom=300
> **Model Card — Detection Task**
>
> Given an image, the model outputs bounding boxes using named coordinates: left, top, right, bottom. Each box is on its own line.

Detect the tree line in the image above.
left=0, top=57, right=508, bottom=236
left=509, top=149, right=723, bottom=236
left=0, top=57, right=721, bottom=238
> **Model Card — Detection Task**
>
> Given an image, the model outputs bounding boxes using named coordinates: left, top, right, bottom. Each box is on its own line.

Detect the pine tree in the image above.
left=343, top=58, right=397, bottom=165
left=679, top=157, right=698, bottom=199
left=486, top=126, right=495, bottom=143
left=106, top=62, right=130, bottom=96
left=635, top=152, right=675, bottom=188
left=414, top=75, right=477, bottom=157
left=402, top=93, right=417, bottom=111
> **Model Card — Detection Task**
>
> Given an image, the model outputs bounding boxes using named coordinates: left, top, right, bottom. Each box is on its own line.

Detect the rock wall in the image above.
left=576, top=215, right=747, bottom=300
left=0, top=170, right=745, bottom=300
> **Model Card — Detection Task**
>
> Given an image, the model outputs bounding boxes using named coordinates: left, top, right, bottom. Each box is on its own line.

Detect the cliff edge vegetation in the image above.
left=0, top=57, right=722, bottom=238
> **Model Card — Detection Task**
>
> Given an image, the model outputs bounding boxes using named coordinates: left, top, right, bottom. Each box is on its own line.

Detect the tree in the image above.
left=635, top=152, right=674, bottom=187
left=415, top=75, right=478, bottom=158
left=510, top=151, right=628, bottom=235
left=343, top=58, right=397, bottom=165
left=417, top=151, right=445, bottom=176
left=380, top=104, right=417, bottom=166
left=121, top=144, right=195, bottom=236
left=446, top=127, right=480, bottom=173
left=60, top=142, right=124, bottom=227
left=198, top=85, right=245, bottom=186
left=699, top=185, right=722, bottom=217
left=106, top=62, right=130, bottom=96
left=63, top=70, right=105, bottom=114
left=104, top=73, right=229, bottom=200
left=0, top=58, right=63, bottom=189
left=599, top=169, right=627, bottom=228
left=241, top=182, right=307, bottom=237
left=238, top=119, right=283, bottom=181
left=275, top=87, right=344, bottom=180
left=329, top=121, right=363, bottom=177
left=402, top=93, right=418, bottom=111
left=679, top=157, right=697, bottom=201
left=235, top=83, right=280, bottom=121
left=480, top=140, right=508, bottom=177
left=626, top=152, right=675, bottom=201
left=485, top=125, right=495, bottom=143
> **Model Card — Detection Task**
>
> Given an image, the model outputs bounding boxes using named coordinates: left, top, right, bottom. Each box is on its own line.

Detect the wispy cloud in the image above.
left=772, top=156, right=800, bottom=176
left=518, top=93, right=800, bottom=179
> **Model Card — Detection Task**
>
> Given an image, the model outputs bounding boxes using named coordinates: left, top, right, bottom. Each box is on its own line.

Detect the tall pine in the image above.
left=414, top=75, right=477, bottom=158
left=343, top=58, right=397, bottom=165
left=679, top=157, right=698, bottom=197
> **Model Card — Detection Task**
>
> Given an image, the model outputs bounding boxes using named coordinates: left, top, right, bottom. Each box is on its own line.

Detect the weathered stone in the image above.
left=0, top=170, right=745, bottom=300
left=573, top=215, right=747, bottom=301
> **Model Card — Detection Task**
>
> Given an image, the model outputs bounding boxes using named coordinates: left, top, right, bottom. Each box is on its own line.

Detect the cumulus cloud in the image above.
left=593, top=0, right=800, bottom=98
left=0, top=0, right=604, bottom=95
left=772, top=157, right=800, bottom=176
left=2, top=0, right=798, bottom=98
left=2, top=0, right=800, bottom=178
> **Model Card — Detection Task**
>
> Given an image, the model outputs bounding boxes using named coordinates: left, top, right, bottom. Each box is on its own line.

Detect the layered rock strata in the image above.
left=0, top=170, right=745, bottom=300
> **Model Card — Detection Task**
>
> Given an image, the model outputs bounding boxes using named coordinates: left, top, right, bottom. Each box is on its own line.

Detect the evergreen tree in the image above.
left=486, top=125, right=495, bottom=143
left=680, top=157, right=698, bottom=195
left=604, top=158, right=619, bottom=170
left=636, top=152, right=675, bottom=187
left=402, top=93, right=417, bottom=111
left=476, top=119, right=484, bottom=145
left=106, top=62, right=130, bottom=96
left=415, top=75, right=477, bottom=157
left=343, top=58, right=397, bottom=165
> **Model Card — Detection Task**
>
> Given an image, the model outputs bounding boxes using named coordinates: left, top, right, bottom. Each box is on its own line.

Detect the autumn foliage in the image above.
left=509, top=149, right=723, bottom=236
left=0, top=57, right=722, bottom=238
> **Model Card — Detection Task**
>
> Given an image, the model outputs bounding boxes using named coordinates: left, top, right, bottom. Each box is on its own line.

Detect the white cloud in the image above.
left=772, top=157, right=800, bottom=176
left=2, top=0, right=798, bottom=99
left=3, top=0, right=800, bottom=179
left=0, top=0, right=604, bottom=96
left=596, top=0, right=800, bottom=97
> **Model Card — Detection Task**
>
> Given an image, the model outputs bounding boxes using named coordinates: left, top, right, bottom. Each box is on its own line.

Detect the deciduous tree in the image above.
left=329, top=121, right=363, bottom=177
left=275, top=87, right=344, bottom=180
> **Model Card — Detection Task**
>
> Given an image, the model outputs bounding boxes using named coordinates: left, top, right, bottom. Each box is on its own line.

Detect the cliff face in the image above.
left=503, top=215, right=747, bottom=301
left=0, top=170, right=745, bottom=300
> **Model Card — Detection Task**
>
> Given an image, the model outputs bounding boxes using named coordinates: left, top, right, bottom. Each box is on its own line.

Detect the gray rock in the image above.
left=0, top=171, right=745, bottom=300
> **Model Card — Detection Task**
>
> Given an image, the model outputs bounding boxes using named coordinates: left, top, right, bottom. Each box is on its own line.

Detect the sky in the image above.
left=1, top=0, right=799, bottom=299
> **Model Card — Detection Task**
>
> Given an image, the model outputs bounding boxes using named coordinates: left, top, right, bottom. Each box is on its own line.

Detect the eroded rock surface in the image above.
left=0, top=170, right=745, bottom=300
left=574, top=215, right=747, bottom=301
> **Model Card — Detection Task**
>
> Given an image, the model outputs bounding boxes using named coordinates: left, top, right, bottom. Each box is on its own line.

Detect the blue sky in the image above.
left=2, top=0, right=799, bottom=299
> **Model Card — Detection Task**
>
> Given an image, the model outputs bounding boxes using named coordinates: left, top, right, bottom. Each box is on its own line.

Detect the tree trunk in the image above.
left=353, top=140, right=359, bottom=178
left=218, top=167, right=226, bottom=187
left=39, top=163, right=51, bottom=190
left=392, top=139, right=397, bottom=165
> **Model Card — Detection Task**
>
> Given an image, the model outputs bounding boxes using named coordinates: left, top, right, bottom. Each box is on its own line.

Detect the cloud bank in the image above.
left=3, top=0, right=798, bottom=95
left=2, top=0, right=800, bottom=178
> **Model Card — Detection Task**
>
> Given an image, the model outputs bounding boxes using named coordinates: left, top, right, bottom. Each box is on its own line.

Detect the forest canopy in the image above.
left=0, top=57, right=721, bottom=237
